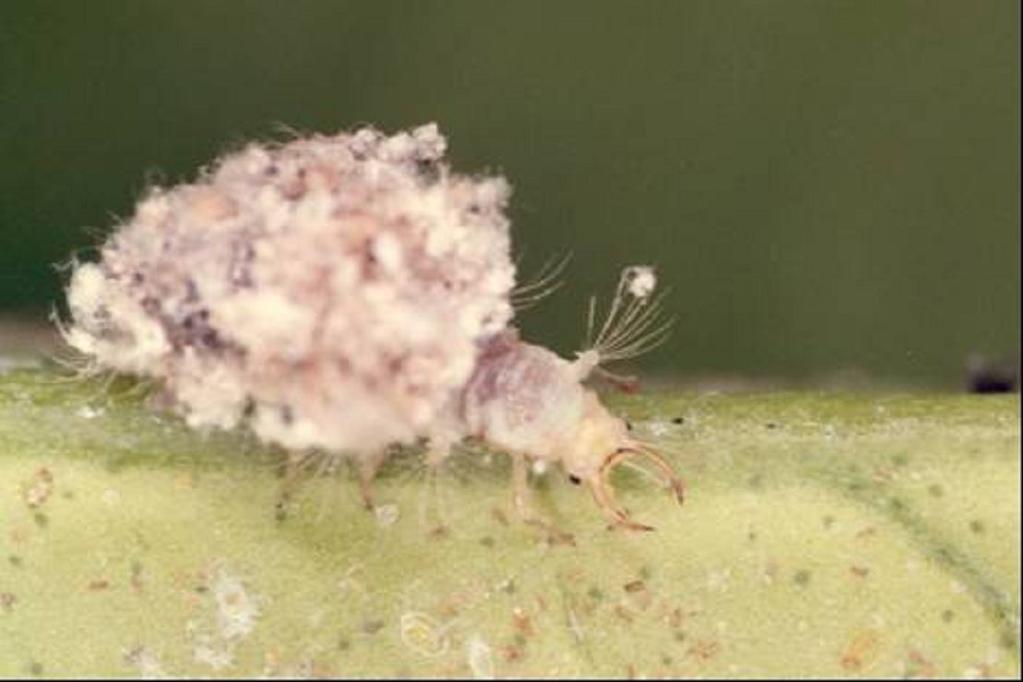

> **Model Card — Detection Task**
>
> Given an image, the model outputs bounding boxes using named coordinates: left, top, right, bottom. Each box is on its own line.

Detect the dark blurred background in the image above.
left=1, top=1, right=1019, bottom=388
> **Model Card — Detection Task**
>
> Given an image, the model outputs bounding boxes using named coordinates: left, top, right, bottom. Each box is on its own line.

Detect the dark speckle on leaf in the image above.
left=361, top=618, right=385, bottom=635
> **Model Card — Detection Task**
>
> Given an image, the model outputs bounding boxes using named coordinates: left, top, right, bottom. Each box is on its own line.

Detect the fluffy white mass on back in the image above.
left=63, top=123, right=516, bottom=454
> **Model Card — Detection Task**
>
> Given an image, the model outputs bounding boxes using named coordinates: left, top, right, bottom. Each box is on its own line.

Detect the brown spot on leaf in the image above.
left=623, top=580, right=653, bottom=610
left=614, top=605, right=635, bottom=623
left=840, top=630, right=881, bottom=671
left=131, top=561, right=145, bottom=592
left=361, top=618, right=385, bottom=635
left=22, top=468, right=53, bottom=509
left=499, top=644, right=523, bottom=663
left=905, top=649, right=936, bottom=678
left=512, top=607, right=534, bottom=637
left=686, top=639, right=720, bottom=661
left=850, top=565, right=870, bottom=578
left=491, top=508, right=510, bottom=526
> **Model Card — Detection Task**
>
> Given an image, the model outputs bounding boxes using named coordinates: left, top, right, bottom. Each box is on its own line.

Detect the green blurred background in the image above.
left=1, top=1, right=1018, bottom=387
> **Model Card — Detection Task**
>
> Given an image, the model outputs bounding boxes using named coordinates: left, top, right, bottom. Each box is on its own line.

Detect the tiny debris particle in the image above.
left=840, top=630, right=882, bottom=671
left=499, top=644, right=523, bottom=663
left=671, top=416, right=685, bottom=425
left=337, top=636, right=351, bottom=651
left=624, top=265, right=657, bottom=299
left=968, top=519, right=985, bottom=534
left=361, top=618, right=385, bottom=635
left=8, top=555, right=22, bottom=568
left=512, top=607, right=534, bottom=637
left=624, top=580, right=653, bottom=610
left=75, top=405, right=104, bottom=420
left=941, top=609, right=955, bottom=623
left=32, top=512, right=48, bottom=528
left=22, top=468, right=53, bottom=508
left=124, top=645, right=167, bottom=678
left=543, top=527, right=576, bottom=548
left=491, top=508, right=510, bottom=526
left=686, top=639, right=720, bottom=661
left=793, top=569, right=812, bottom=587
left=373, top=503, right=400, bottom=527
left=479, top=536, right=495, bottom=548
left=193, top=640, right=233, bottom=670
left=765, top=422, right=778, bottom=430
left=905, top=649, right=936, bottom=678
left=28, top=661, right=43, bottom=677
left=466, top=635, right=495, bottom=679
left=849, top=565, right=870, bottom=579
left=88, top=579, right=110, bottom=591
left=399, top=612, right=449, bottom=657
left=614, top=605, right=635, bottom=623
left=927, top=483, right=944, bottom=498
left=131, top=561, right=145, bottom=592
left=213, top=566, right=261, bottom=640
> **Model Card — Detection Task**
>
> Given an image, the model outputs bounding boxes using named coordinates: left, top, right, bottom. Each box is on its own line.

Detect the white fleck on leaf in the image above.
left=399, top=611, right=449, bottom=657
left=466, top=634, right=495, bottom=680
left=374, top=503, right=400, bottom=527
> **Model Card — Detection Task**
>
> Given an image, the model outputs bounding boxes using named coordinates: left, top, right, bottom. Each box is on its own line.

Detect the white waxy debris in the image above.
left=63, top=123, right=515, bottom=457
left=625, top=265, right=657, bottom=299
left=466, top=634, right=495, bottom=679
left=76, top=405, right=105, bottom=419
left=213, top=566, right=261, bottom=640
left=374, top=503, right=400, bottom=527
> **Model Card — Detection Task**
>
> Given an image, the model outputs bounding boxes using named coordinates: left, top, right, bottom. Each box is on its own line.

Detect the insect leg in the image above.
left=275, top=449, right=313, bottom=521
left=357, top=449, right=389, bottom=511
left=509, top=452, right=536, bottom=522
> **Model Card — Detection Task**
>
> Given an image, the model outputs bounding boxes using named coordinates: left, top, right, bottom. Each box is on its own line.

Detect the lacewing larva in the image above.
left=59, top=123, right=684, bottom=530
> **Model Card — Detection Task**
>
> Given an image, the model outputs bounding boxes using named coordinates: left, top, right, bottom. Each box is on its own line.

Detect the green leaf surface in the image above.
left=0, top=368, right=1019, bottom=677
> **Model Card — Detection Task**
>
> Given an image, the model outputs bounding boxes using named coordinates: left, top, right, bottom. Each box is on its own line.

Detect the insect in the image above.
left=59, top=123, right=685, bottom=531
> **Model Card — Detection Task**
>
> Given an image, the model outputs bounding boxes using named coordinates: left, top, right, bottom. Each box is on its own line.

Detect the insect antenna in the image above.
left=511, top=252, right=572, bottom=312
